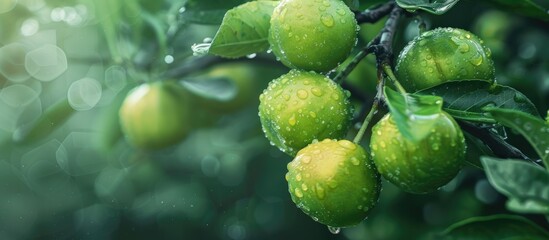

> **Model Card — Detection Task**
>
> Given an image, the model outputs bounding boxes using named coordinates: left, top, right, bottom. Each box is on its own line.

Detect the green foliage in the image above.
left=482, top=157, right=549, bottom=214
left=13, top=99, right=75, bottom=144
left=486, top=0, right=549, bottom=21
left=1, top=0, right=548, bottom=239
left=384, top=87, right=443, bottom=141
left=209, top=1, right=279, bottom=58
left=182, top=0, right=249, bottom=25
left=437, top=215, right=549, bottom=239
left=488, top=108, right=549, bottom=165
left=396, top=0, right=460, bottom=14
left=417, top=80, right=540, bottom=123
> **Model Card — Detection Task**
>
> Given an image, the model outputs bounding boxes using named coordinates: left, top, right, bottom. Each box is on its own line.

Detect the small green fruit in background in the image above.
left=286, top=139, right=381, bottom=227
left=396, top=27, right=495, bottom=91
left=198, top=63, right=258, bottom=113
left=119, top=81, right=191, bottom=150
left=269, top=0, right=358, bottom=72
left=258, top=70, right=353, bottom=156
left=370, top=112, right=466, bottom=194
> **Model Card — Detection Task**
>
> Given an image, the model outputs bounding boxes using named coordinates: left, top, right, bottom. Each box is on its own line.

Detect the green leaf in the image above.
left=182, top=0, right=249, bottom=25
left=463, top=132, right=494, bottom=169
left=486, top=0, right=549, bottom=21
left=487, top=108, right=549, bottom=166
left=95, top=0, right=123, bottom=63
left=12, top=99, right=75, bottom=144
left=180, top=76, right=237, bottom=102
left=417, top=80, right=540, bottom=123
left=438, top=214, right=549, bottom=240
left=384, top=87, right=443, bottom=141
left=209, top=1, right=279, bottom=58
left=482, top=157, right=549, bottom=214
left=343, top=0, right=360, bottom=10
left=396, top=0, right=460, bottom=15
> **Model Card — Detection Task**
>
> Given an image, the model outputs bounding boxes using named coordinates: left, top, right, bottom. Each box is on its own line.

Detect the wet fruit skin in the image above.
left=286, top=139, right=381, bottom=227
left=119, top=81, right=191, bottom=150
left=269, top=0, right=358, bottom=72
left=370, top=112, right=466, bottom=194
left=395, top=27, right=495, bottom=91
left=258, top=69, right=353, bottom=156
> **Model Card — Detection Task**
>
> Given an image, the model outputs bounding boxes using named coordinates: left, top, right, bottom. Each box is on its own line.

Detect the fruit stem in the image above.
left=382, top=64, right=407, bottom=95
left=353, top=77, right=385, bottom=144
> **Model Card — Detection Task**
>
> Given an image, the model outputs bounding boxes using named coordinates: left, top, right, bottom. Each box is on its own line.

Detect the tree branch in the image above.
left=373, top=6, right=404, bottom=65
left=354, top=1, right=396, bottom=24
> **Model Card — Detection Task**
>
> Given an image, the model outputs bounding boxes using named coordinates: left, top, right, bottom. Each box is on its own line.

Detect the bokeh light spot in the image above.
left=56, top=132, right=107, bottom=176
left=0, top=84, right=40, bottom=107
left=0, top=0, right=17, bottom=14
left=0, top=43, right=31, bottom=83
left=25, top=44, right=68, bottom=82
left=104, top=65, right=127, bottom=92
left=20, top=18, right=40, bottom=37
left=67, top=78, right=102, bottom=111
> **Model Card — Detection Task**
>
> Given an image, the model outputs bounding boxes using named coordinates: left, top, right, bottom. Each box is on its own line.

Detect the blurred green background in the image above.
left=0, top=0, right=548, bottom=239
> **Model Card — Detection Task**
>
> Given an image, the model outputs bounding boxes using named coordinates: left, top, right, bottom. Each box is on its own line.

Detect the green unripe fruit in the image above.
left=269, top=0, right=358, bottom=72
left=119, top=81, right=191, bottom=150
left=396, top=28, right=495, bottom=91
left=286, top=139, right=381, bottom=227
left=370, top=112, right=466, bottom=194
left=197, top=63, right=258, bottom=113
left=259, top=70, right=353, bottom=156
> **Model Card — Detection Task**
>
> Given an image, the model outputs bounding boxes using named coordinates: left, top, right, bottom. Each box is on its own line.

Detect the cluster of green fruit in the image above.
left=259, top=0, right=495, bottom=229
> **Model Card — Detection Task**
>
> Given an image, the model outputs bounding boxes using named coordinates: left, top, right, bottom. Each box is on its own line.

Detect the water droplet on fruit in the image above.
left=320, top=14, right=334, bottom=27
left=338, top=140, right=356, bottom=150
left=458, top=43, right=470, bottom=53
left=350, top=157, right=360, bottom=166
left=296, top=173, right=302, bottom=181
left=283, top=94, right=291, bottom=101
left=295, top=188, right=304, bottom=198
left=316, top=184, right=325, bottom=199
left=311, top=87, right=323, bottom=97
left=328, top=226, right=341, bottom=234
left=485, top=47, right=492, bottom=57
left=469, top=54, right=483, bottom=66
left=302, top=155, right=311, bottom=164
left=297, top=89, right=308, bottom=99
left=288, top=115, right=297, bottom=126
left=301, top=183, right=308, bottom=191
